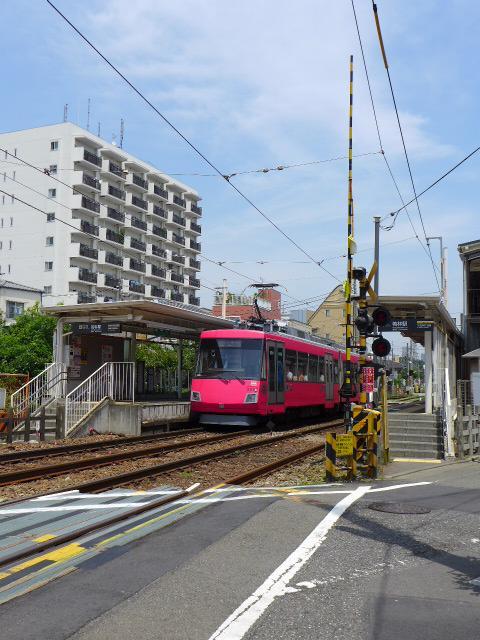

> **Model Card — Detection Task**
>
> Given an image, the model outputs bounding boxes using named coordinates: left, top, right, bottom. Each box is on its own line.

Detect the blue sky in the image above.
left=1, top=0, right=478, bottom=339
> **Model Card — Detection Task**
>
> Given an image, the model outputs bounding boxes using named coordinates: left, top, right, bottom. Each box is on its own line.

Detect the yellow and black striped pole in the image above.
left=341, top=54, right=355, bottom=431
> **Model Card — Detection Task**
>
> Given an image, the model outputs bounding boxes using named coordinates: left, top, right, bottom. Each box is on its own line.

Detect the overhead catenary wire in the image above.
left=371, top=1, right=440, bottom=292
left=45, top=0, right=340, bottom=283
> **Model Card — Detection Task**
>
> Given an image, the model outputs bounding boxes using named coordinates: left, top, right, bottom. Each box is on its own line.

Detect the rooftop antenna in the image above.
left=87, top=98, right=91, bottom=131
left=120, top=118, right=125, bottom=148
left=97, top=122, right=101, bottom=137
left=63, top=104, right=68, bottom=122
left=111, top=133, right=117, bottom=147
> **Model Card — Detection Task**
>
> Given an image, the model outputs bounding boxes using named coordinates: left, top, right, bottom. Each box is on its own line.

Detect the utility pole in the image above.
left=373, top=216, right=381, bottom=295
left=426, top=236, right=447, bottom=303
left=221, top=278, right=227, bottom=319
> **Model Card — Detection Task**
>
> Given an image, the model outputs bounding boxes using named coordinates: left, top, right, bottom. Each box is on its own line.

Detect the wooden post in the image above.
left=24, top=408, right=31, bottom=442
left=39, top=406, right=46, bottom=442
left=6, top=407, right=14, bottom=444
left=55, top=404, right=65, bottom=440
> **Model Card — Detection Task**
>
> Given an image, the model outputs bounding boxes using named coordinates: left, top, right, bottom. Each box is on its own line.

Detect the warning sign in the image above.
left=335, top=433, right=354, bottom=457
left=362, top=366, right=375, bottom=393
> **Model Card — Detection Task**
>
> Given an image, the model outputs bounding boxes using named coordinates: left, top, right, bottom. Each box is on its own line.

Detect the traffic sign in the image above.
left=335, top=433, right=354, bottom=457
left=362, top=366, right=375, bottom=393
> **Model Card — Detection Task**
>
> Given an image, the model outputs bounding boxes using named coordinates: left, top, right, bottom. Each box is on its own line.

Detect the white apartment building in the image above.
left=0, top=123, right=202, bottom=307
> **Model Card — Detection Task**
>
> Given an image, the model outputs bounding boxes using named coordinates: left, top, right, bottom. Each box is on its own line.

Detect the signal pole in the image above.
left=374, top=216, right=381, bottom=295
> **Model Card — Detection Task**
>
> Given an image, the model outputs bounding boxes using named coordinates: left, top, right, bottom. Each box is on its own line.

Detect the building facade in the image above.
left=0, top=123, right=202, bottom=307
left=212, top=289, right=281, bottom=321
left=0, top=280, right=42, bottom=325
left=458, top=239, right=480, bottom=353
left=307, top=285, right=345, bottom=345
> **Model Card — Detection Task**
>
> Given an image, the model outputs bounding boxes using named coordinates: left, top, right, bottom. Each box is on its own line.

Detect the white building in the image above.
left=0, top=123, right=202, bottom=307
left=0, top=279, right=42, bottom=325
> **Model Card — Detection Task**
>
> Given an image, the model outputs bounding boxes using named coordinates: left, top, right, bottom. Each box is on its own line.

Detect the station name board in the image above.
left=72, top=322, right=122, bottom=334
left=381, top=318, right=433, bottom=332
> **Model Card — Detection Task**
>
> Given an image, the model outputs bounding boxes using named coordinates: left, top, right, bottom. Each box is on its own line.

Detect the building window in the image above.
left=8, top=240, right=12, bottom=249
left=49, top=164, right=57, bottom=175
left=43, top=285, right=52, bottom=294
left=50, top=141, right=59, bottom=151
left=48, top=188, right=56, bottom=198
left=6, top=301, right=24, bottom=319
left=0, top=218, right=3, bottom=227
left=1, top=196, right=4, bottom=205
left=47, top=213, right=55, bottom=222
left=45, top=261, right=53, bottom=271
left=0, top=241, right=2, bottom=249
left=12, top=171, right=15, bottom=181
left=325, top=333, right=330, bottom=339
left=7, top=264, right=11, bottom=274
left=325, top=309, right=330, bottom=317
left=46, top=236, right=54, bottom=246
left=9, top=216, right=13, bottom=226
left=14, top=148, right=17, bottom=157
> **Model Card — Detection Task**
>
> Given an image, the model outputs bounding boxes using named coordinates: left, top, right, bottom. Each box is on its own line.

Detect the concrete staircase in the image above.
left=388, top=412, right=444, bottom=459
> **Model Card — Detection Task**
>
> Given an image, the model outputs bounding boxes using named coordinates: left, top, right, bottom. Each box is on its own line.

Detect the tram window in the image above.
left=297, top=352, right=308, bottom=382
left=277, top=349, right=285, bottom=392
left=308, top=355, right=318, bottom=383
left=268, top=345, right=276, bottom=392
left=318, top=356, right=325, bottom=382
left=286, top=350, right=297, bottom=381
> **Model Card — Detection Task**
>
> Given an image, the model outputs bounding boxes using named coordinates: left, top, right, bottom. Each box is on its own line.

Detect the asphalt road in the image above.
left=1, top=461, right=480, bottom=639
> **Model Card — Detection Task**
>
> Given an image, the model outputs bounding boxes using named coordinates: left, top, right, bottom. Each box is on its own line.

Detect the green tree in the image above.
left=136, top=340, right=197, bottom=372
left=0, top=305, right=57, bottom=377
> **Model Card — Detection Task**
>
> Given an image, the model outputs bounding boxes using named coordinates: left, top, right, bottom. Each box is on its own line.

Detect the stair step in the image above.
left=389, top=427, right=442, bottom=437
left=389, top=414, right=441, bottom=423
left=390, top=439, right=443, bottom=452
left=389, top=433, right=443, bottom=444
left=390, top=449, right=443, bottom=460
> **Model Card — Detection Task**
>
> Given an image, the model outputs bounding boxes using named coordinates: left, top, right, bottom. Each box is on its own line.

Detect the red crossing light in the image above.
left=372, top=306, right=391, bottom=328
left=371, top=337, right=391, bottom=357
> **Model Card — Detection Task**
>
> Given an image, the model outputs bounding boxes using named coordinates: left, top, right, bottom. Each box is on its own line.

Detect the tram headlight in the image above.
left=191, top=391, right=201, bottom=402
left=244, top=393, right=258, bottom=404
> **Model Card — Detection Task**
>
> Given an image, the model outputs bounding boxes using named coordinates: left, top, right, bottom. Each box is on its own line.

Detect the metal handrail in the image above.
left=10, top=363, right=67, bottom=418
left=65, top=362, right=135, bottom=435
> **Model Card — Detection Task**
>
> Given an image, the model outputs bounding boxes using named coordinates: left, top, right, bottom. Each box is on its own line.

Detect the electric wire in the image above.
left=371, top=1, right=440, bottom=292
left=45, top=0, right=341, bottom=283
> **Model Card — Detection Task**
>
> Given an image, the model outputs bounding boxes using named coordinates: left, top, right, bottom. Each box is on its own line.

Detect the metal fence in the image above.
left=10, top=362, right=67, bottom=418
left=455, top=380, right=480, bottom=457
left=65, top=362, right=135, bottom=435
left=136, top=366, right=190, bottom=396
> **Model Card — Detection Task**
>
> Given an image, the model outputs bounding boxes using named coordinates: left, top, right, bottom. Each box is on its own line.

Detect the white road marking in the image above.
left=469, top=577, right=480, bottom=587
left=208, top=485, right=370, bottom=640
left=32, top=490, right=181, bottom=501
left=471, top=538, right=479, bottom=543
left=0, top=503, right=154, bottom=514
left=368, top=481, right=432, bottom=493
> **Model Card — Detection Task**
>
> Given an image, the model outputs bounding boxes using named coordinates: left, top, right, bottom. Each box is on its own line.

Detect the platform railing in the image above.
left=65, top=362, right=135, bottom=435
left=10, top=362, right=67, bottom=418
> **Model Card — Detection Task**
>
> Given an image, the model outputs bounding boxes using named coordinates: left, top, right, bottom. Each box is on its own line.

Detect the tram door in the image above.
left=325, top=354, right=334, bottom=401
left=267, top=341, right=285, bottom=405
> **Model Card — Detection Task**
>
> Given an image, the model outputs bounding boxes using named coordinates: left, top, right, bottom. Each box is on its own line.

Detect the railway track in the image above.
left=0, top=422, right=337, bottom=570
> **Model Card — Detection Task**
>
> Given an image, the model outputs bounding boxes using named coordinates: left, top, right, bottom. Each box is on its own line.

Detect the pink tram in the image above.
left=190, top=328, right=361, bottom=426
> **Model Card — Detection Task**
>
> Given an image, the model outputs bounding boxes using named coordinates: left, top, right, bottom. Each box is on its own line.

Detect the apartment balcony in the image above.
left=189, top=258, right=201, bottom=270
left=189, top=239, right=201, bottom=252
left=129, top=281, right=145, bottom=294
left=102, top=251, right=124, bottom=267
left=77, top=292, right=97, bottom=304
left=171, top=254, right=186, bottom=265
left=104, top=206, right=125, bottom=223
left=101, top=158, right=126, bottom=180
left=70, top=243, right=98, bottom=262
left=73, top=146, right=102, bottom=169
left=125, top=236, right=147, bottom=253
left=150, top=285, right=165, bottom=298
left=128, top=216, right=148, bottom=231
left=189, top=221, right=202, bottom=234
left=78, top=219, right=99, bottom=237
left=148, top=183, right=168, bottom=200
left=170, top=272, right=184, bottom=284
left=170, top=292, right=184, bottom=303
left=189, top=276, right=200, bottom=288
left=150, top=265, right=166, bottom=279
left=190, top=203, right=202, bottom=216
left=189, top=295, right=200, bottom=306
left=69, top=266, right=97, bottom=284
left=128, top=258, right=146, bottom=273
left=150, top=225, right=167, bottom=240
left=98, top=273, right=122, bottom=290
left=126, top=193, right=148, bottom=212
left=72, top=193, right=101, bottom=216
left=151, top=244, right=167, bottom=259
left=170, top=212, right=186, bottom=227
left=172, top=233, right=185, bottom=246
left=102, top=228, right=124, bottom=245
left=101, top=182, right=126, bottom=204
left=148, top=203, right=167, bottom=220
left=172, top=195, right=186, bottom=208
left=126, top=173, right=148, bottom=191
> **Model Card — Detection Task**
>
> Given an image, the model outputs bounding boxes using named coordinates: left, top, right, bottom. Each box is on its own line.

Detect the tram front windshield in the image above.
left=196, top=338, right=263, bottom=380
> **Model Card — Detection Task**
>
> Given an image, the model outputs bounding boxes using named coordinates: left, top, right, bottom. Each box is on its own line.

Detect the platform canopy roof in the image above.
left=375, top=295, right=462, bottom=346
left=43, top=299, right=233, bottom=338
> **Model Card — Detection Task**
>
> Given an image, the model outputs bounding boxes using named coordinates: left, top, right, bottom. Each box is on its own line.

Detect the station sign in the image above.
left=72, top=322, right=123, bottom=334
left=381, top=318, right=433, bottom=332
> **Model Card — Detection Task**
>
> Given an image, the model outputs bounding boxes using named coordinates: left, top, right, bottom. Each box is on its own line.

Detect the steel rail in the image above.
left=0, top=426, right=201, bottom=464
left=0, top=429, right=251, bottom=485
left=0, top=433, right=330, bottom=570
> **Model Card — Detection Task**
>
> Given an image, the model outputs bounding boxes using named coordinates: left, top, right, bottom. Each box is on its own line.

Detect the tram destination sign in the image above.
left=381, top=318, right=434, bottom=332
left=72, top=322, right=123, bottom=334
